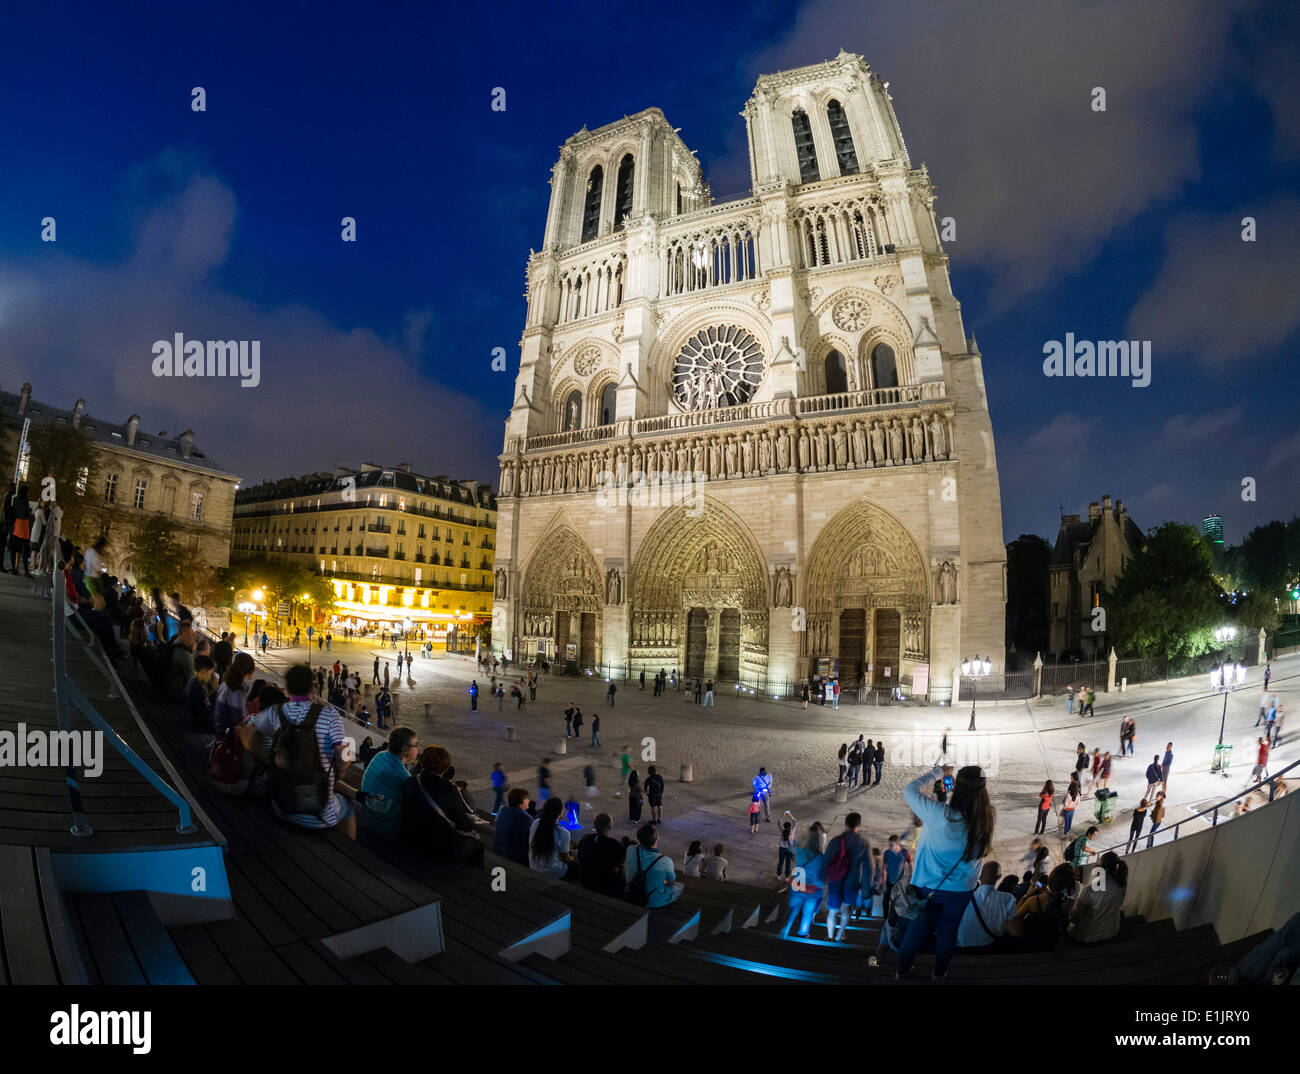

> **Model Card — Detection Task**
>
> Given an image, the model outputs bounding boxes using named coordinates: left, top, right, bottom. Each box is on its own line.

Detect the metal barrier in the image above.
left=52, top=575, right=200, bottom=837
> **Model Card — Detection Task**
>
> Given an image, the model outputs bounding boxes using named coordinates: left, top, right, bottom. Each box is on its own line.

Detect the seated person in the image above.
left=492, top=787, right=534, bottom=866
left=529, top=797, right=580, bottom=881
left=958, top=861, right=1019, bottom=948
left=183, top=654, right=217, bottom=729
left=577, top=813, right=626, bottom=898
left=358, top=736, right=379, bottom=766
left=358, top=726, right=419, bottom=836
left=399, top=746, right=483, bottom=865
left=1068, top=852, right=1127, bottom=943
left=701, top=843, right=729, bottom=881
left=1003, top=863, right=1075, bottom=951
left=624, top=823, right=683, bottom=907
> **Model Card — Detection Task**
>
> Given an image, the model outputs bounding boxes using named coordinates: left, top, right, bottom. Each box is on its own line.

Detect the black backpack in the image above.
left=1063, top=836, right=1080, bottom=863
left=268, top=703, right=331, bottom=817
left=626, top=848, right=664, bottom=907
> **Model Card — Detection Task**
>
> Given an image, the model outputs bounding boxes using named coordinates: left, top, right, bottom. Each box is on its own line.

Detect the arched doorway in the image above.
left=519, top=525, right=602, bottom=668
left=630, top=499, right=768, bottom=682
left=803, top=499, right=930, bottom=690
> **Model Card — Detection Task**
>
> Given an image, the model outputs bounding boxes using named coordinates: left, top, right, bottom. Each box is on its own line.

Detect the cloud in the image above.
left=0, top=157, right=501, bottom=487
left=1126, top=197, right=1300, bottom=365
left=1026, top=413, right=1098, bottom=452
left=1162, top=405, right=1244, bottom=444
left=1266, top=431, right=1300, bottom=470
left=745, top=0, right=1252, bottom=299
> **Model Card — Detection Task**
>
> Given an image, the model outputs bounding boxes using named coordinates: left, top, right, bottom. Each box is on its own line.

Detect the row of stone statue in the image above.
left=631, top=611, right=680, bottom=647
left=499, top=413, right=952, bottom=497
left=801, top=613, right=928, bottom=657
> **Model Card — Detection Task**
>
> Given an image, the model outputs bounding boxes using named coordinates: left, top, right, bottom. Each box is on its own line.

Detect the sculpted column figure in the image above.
left=928, top=414, right=948, bottom=460
left=797, top=428, right=811, bottom=470
left=500, top=463, right=514, bottom=496
left=724, top=436, right=738, bottom=478
left=814, top=426, right=828, bottom=469
left=832, top=424, right=847, bottom=468
left=692, top=437, right=706, bottom=476
left=708, top=437, right=721, bottom=478
left=741, top=432, right=755, bottom=475
left=909, top=416, right=925, bottom=462
left=888, top=420, right=904, bottom=465
left=870, top=421, right=885, bottom=466
left=578, top=452, right=589, bottom=489
left=776, top=428, right=790, bottom=471
left=851, top=421, right=867, bottom=468
left=759, top=432, right=773, bottom=473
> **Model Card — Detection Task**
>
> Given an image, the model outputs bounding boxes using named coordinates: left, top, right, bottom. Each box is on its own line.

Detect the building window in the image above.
left=191, top=491, right=205, bottom=521
left=103, top=473, right=118, bottom=504
left=599, top=383, right=617, bottom=426
left=826, top=99, right=859, bottom=175
left=563, top=388, right=583, bottom=431
left=133, top=479, right=148, bottom=509
left=613, top=154, right=634, bottom=230
left=417, top=523, right=426, bottom=539
left=871, top=344, right=898, bottom=389
left=824, top=350, right=849, bottom=394
left=792, top=109, right=820, bottom=184
left=581, top=164, right=603, bottom=243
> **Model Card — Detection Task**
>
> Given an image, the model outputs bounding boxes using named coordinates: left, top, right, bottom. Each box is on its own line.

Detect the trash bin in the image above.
left=1211, top=743, right=1233, bottom=774
left=1094, top=788, right=1117, bottom=823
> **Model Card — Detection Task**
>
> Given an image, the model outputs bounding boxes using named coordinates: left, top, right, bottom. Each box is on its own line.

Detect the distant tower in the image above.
left=493, top=51, right=1006, bottom=701
left=1202, top=514, right=1224, bottom=547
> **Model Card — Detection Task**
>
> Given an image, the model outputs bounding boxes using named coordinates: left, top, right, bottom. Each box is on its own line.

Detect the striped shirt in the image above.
left=252, top=700, right=346, bottom=829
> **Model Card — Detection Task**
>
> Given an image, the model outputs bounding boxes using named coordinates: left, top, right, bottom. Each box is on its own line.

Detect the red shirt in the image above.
left=1039, top=791, right=1053, bottom=810
left=1258, top=742, right=1270, bottom=764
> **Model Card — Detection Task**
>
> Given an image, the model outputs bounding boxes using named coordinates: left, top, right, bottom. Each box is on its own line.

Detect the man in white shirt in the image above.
left=957, top=861, right=1017, bottom=948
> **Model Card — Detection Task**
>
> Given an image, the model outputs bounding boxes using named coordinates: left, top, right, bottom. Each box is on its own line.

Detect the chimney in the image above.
left=398, top=462, right=411, bottom=472
left=180, top=429, right=194, bottom=458
left=1117, top=499, right=1127, bottom=524
left=72, top=398, right=86, bottom=428
left=1088, top=501, right=1101, bottom=521
left=126, top=414, right=140, bottom=446
left=1101, top=494, right=1112, bottom=512
left=19, top=382, right=32, bottom=415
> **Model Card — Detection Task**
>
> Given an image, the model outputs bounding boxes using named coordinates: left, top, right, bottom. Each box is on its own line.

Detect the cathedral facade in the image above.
left=493, top=52, right=1005, bottom=700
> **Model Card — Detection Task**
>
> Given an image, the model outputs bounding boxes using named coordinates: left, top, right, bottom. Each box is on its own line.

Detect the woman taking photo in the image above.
left=896, top=764, right=996, bottom=981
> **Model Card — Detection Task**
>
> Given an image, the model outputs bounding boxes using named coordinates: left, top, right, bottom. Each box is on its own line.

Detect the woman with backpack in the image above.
left=1033, top=779, right=1054, bottom=835
left=894, top=764, right=996, bottom=981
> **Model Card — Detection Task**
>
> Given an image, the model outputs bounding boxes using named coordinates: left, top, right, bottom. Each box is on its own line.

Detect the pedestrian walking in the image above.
left=800, top=682, right=809, bottom=710
left=837, top=743, right=848, bottom=785
left=1126, top=799, right=1148, bottom=854
left=1251, top=737, right=1271, bottom=782
left=620, top=747, right=631, bottom=781
left=1034, top=780, right=1054, bottom=835
left=1264, top=698, right=1278, bottom=745
left=496, top=683, right=505, bottom=710
left=383, top=661, right=390, bottom=689
left=1258, top=687, right=1272, bottom=726
left=490, top=763, right=508, bottom=815
left=872, top=741, right=885, bottom=786
left=747, top=794, right=762, bottom=834
left=372, top=657, right=380, bottom=685
left=645, top=765, right=665, bottom=823
left=1099, top=751, right=1112, bottom=789
left=1074, top=742, right=1089, bottom=788
left=528, top=674, right=537, bottom=702
left=1147, top=791, right=1166, bottom=848
left=694, top=679, right=703, bottom=704
left=639, top=669, right=646, bottom=691
left=627, top=770, right=643, bottom=823
left=1062, top=776, right=1080, bottom=836
left=1144, top=755, right=1164, bottom=801
left=1084, top=687, right=1095, bottom=718
left=823, top=813, right=870, bottom=941
left=468, top=679, right=479, bottom=711
left=590, top=712, right=601, bottom=747
left=1067, top=685, right=1075, bottom=715
left=1263, top=663, right=1271, bottom=693
left=607, top=680, right=617, bottom=707
left=1088, top=747, right=1102, bottom=792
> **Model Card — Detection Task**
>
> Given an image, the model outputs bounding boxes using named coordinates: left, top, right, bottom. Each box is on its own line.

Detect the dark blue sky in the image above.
left=1, top=0, right=1297, bottom=545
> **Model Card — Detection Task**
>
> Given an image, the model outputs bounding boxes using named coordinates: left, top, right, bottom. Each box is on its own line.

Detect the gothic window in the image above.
left=676, top=182, right=682, bottom=215
left=824, top=350, right=849, bottom=394
left=672, top=325, right=765, bottom=411
left=581, top=164, right=603, bottom=243
left=613, top=154, right=634, bottom=230
left=791, top=109, right=820, bottom=184
left=599, top=383, right=617, bottom=425
left=826, top=99, right=859, bottom=175
left=563, top=389, right=583, bottom=430
left=871, top=343, right=899, bottom=389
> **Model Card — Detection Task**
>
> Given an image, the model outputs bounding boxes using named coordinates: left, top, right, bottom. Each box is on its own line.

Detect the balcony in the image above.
left=368, top=522, right=391, bottom=534
left=394, top=553, right=406, bottom=561
left=364, top=546, right=389, bottom=558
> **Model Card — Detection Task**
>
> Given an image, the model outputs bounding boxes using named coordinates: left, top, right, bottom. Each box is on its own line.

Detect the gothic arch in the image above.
left=550, top=375, right=585, bottom=430
left=587, top=370, right=620, bottom=426
left=518, top=522, right=603, bottom=663
left=803, top=333, right=857, bottom=394
left=857, top=326, right=914, bottom=388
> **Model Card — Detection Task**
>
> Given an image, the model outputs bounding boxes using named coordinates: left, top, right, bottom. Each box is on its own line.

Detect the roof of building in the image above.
left=236, top=465, right=496, bottom=510
left=0, top=387, right=237, bottom=479
left=1051, top=508, right=1143, bottom=569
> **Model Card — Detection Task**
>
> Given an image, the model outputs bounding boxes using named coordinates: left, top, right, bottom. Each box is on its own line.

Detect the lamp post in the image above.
left=403, top=617, right=412, bottom=661
left=1209, top=627, right=1245, bottom=776
left=962, top=656, right=992, bottom=731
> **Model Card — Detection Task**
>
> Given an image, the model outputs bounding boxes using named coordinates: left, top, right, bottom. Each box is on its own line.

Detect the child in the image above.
left=748, top=794, right=762, bottom=834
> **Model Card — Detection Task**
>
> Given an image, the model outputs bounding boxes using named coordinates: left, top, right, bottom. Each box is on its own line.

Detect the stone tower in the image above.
left=494, top=51, right=1006, bottom=700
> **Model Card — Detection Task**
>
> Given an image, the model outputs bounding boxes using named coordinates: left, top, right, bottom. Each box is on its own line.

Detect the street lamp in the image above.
left=403, top=617, right=412, bottom=660
left=237, top=601, right=256, bottom=648
left=1209, top=626, right=1246, bottom=775
left=962, top=655, right=992, bottom=731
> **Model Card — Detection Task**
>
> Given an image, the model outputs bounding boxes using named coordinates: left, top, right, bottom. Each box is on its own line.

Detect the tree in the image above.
left=1005, top=533, right=1051, bottom=659
left=1233, top=521, right=1290, bottom=597
left=127, top=515, right=186, bottom=594
left=1231, top=589, right=1279, bottom=634
left=25, top=422, right=98, bottom=545
left=1108, top=522, right=1222, bottom=666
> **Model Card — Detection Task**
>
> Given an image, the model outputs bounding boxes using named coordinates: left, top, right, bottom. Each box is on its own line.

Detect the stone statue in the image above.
left=605, top=568, right=622, bottom=606
left=578, top=452, right=589, bottom=488
left=706, top=438, right=720, bottom=477
left=773, top=565, right=792, bottom=608
left=724, top=436, right=738, bottom=477
left=852, top=422, right=866, bottom=466
left=741, top=433, right=754, bottom=475
left=870, top=422, right=885, bottom=464
left=500, top=464, right=514, bottom=496
left=910, top=416, right=925, bottom=461
left=567, top=399, right=579, bottom=430
left=615, top=448, right=628, bottom=487
left=832, top=425, right=847, bottom=467
left=759, top=432, right=772, bottom=472
left=494, top=569, right=507, bottom=599
left=797, top=429, right=811, bottom=470
left=693, top=438, right=706, bottom=475
left=777, top=428, right=791, bottom=470
left=937, top=560, right=957, bottom=604
left=675, top=441, right=689, bottom=475
left=929, top=415, right=947, bottom=459
left=566, top=455, right=576, bottom=489
left=814, top=426, right=828, bottom=469
left=888, top=420, right=904, bottom=463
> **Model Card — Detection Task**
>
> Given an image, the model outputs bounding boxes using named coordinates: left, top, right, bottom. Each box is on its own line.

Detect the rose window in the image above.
left=671, top=325, right=764, bottom=411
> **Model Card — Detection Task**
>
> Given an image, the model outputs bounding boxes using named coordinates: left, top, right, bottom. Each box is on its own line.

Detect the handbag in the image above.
left=209, top=730, right=248, bottom=795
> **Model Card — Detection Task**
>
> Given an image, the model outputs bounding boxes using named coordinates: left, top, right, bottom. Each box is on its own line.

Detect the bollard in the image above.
left=680, top=762, right=693, bottom=783
left=556, top=739, right=567, bottom=755
left=834, top=784, right=848, bottom=804
left=506, top=725, right=515, bottom=741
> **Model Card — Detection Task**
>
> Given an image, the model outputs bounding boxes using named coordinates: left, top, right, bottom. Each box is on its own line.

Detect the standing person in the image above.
left=823, top=813, right=870, bottom=941
left=627, top=769, right=643, bottom=824
left=620, top=746, right=631, bottom=781
left=1074, top=743, right=1090, bottom=789
left=564, top=702, right=575, bottom=739
left=528, top=673, right=537, bottom=703
left=496, top=683, right=505, bottom=710
left=753, top=767, right=772, bottom=821
left=1062, top=776, right=1081, bottom=836
left=590, top=712, right=601, bottom=747
left=1088, top=747, right=1102, bottom=792
left=1098, top=751, right=1112, bottom=789
left=872, top=741, right=885, bottom=786
left=776, top=811, right=798, bottom=878
left=468, top=679, right=479, bottom=711
left=836, top=743, right=848, bottom=785
left=645, top=765, right=665, bottom=823
left=1068, top=825, right=1102, bottom=879
left=694, top=679, right=703, bottom=704
left=832, top=678, right=841, bottom=708
left=882, top=834, right=911, bottom=923
left=537, top=758, right=552, bottom=803
left=1144, top=755, right=1164, bottom=801
left=1258, top=686, right=1272, bottom=726
left=1263, top=663, right=1271, bottom=693
left=800, top=682, right=810, bottom=710
left=606, top=680, right=617, bottom=707
left=639, top=669, right=646, bottom=691
left=747, top=794, right=762, bottom=834
left=846, top=737, right=864, bottom=788
left=783, top=822, right=827, bottom=938
left=490, top=763, right=508, bottom=816
left=1126, top=798, right=1148, bottom=854
left=1066, top=685, right=1075, bottom=715
left=703, top=678, right=714, bottom=706
left=1264, top=699, right=1278, bottom=746
left=383, top=661, right=390, bottom=689
left=895, top=764, right=995, bottom=982
left=1034, top=780, right=1054, bottom=835
left=6, top=484, right=33, bottom=576
left=260, top=631, right=269, bottom=654
left=1147, top=791, right=1166, bottom=848
left=682, top=840, right=705, bottom=877
left=1251, top=737, right=1271, bottom=782
left=372, top=656, right=380, bottom=685
left=571, top=707, right=584, bottom=743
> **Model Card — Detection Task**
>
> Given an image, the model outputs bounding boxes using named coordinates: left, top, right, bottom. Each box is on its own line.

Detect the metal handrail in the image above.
left=1096, top=756, right=1298, bottom=858
left=52, top=574, right=204, bottom=837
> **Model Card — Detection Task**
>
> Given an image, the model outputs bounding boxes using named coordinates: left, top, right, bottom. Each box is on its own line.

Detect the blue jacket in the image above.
left=493, top=806, right=532, bottom=865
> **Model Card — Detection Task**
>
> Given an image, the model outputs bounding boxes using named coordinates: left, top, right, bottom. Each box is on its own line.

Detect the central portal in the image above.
left=838, top=608, right=866, bottom=685
left=873, top=609, right=900, bottom=686
left=685, top=608, right=708, bottom=677
left=717, top=608, right=740, bottom=679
